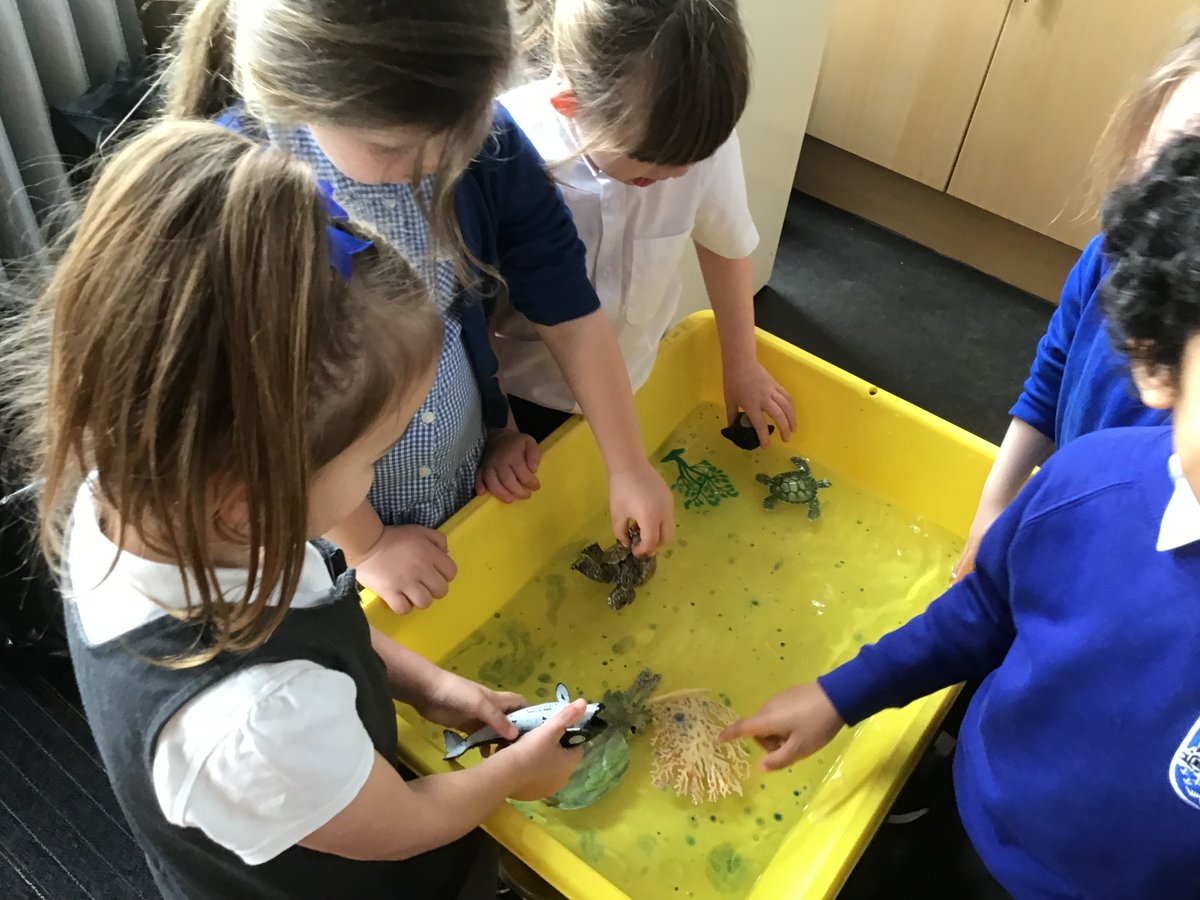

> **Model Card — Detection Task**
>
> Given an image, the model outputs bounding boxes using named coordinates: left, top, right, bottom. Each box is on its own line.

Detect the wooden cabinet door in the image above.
left=949, top=0, right=1197, bottom=248
left=807, top=0, right=1011, bottom=189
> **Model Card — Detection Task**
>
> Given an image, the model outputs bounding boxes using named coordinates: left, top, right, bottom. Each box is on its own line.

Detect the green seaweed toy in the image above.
left=544, top=669, right=662, bottom=810
left=661, top=448, right=738, bottom=509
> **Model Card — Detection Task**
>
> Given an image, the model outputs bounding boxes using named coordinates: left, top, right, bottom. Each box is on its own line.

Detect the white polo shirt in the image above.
left=65, top=484, right=375, bottom=865
left=497, top=78, right=760, bottom=412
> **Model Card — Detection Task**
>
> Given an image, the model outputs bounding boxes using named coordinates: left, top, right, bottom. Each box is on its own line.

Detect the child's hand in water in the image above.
left=476, top=426, right=541, bottom=503
left=718, top=683, right=845, bottom=771
left=413, top=669, right=526, bottom=739
left=499, top=699, right=587, bottom=800
left=353, top=525, right=457, bottom=614
left=952, top=494, right=1007, bottom=582
left=723, top=359, right=796, bottom=448
left=609, top=462, right=675, bottom=555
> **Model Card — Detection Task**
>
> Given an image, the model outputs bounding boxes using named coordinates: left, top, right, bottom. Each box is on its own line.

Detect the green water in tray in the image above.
left=431, top=402, right=961, bottom=898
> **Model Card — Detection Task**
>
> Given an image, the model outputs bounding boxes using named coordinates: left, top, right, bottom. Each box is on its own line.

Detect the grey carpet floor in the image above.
left=757, top=193, right=1054, bottom=446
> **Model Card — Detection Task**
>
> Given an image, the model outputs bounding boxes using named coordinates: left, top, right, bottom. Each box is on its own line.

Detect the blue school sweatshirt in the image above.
left=820, top=426, right=1200, bottom=898
left=1009, top=235, right=1167, bottom=447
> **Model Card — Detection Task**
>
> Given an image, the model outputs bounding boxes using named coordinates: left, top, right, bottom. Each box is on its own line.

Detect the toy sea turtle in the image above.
left=571, top=524, right=656, bottom=610
left=757, top=456, right=831, bottom=519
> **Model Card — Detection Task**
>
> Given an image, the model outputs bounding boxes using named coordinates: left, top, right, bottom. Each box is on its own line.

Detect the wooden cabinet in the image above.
left=807, top=0, right=1010, bottom=189
left=949, top=0, right=1197, bottom=247
left=807, top=0, right=1200, bottom=252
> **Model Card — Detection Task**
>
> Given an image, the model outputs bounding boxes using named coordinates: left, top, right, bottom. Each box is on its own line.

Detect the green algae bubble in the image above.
left=578, top=828, right=604, bottom=864
left=477, top=622, right=540, bottom=686
left=544, top=573, right=567, bottom=625
left=706, top=842, right=753, bottom=893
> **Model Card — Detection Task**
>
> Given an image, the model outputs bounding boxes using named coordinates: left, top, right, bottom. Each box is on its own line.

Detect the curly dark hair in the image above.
left=1101, top=130, right=1200, bottom=378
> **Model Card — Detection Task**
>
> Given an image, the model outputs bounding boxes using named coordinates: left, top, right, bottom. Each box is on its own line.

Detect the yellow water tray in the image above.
left=364, top=312, right=996, bottom=899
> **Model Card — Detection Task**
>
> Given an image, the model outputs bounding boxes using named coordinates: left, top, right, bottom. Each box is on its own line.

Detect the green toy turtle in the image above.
left=571, top=524, right=656, bottom=610
left=757, top=456, right=831, bottom=519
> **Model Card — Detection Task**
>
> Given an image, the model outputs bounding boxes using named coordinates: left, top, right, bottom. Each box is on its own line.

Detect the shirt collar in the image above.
left=66, top=481, right=336, bottom=645
left=515, top=79, right=611, bottom=189
left=1157, top=454, right=1200, bottom=551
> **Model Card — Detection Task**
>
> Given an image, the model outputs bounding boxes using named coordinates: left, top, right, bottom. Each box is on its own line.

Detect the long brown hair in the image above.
left=165, top=0, right=514, bottom=291
left=1099, top=24, right=1200, bottom=191
left=514, top=0, right=750, bottom=166
left=3, top=121, right=442, bottom=664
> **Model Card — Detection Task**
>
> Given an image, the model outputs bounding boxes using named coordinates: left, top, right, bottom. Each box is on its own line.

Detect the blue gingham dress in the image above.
left=275, top=127, right=486, bottom=528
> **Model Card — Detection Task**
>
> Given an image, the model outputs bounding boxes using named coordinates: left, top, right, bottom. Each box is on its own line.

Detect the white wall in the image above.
left=673, top=0, right=833, bottom=323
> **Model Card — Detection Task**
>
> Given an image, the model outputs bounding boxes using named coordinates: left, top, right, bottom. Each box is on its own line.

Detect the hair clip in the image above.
left=317, top=179, right=373, bottom=280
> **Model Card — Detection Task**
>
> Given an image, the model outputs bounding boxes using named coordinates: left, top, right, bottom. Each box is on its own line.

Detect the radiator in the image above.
left=0, top=0, right=145, bottom=262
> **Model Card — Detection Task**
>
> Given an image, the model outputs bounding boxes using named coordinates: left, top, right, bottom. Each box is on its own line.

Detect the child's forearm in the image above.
left=369, top=626, right=443, bottom=706
left=981, top=418, right=1055, bottom=508
left=301, top=751, right=523, bottom=862
left=399, top=754, right=525, bottom=853
left=697, top=243, right=757, bottom=369
left=536, top=310, right=646, bottom=473
left=819, top=575, right=1016, bottom=725
left=324, top=500, right=385, bottom=565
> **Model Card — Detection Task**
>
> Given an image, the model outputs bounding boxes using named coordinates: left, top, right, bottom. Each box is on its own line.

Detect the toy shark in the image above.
left=442, top=682, right=608, bottom=761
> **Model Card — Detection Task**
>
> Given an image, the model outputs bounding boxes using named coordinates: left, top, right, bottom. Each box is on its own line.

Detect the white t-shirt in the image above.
left=65, top=485, right=375, bottom=865
left=497, top=78, right=760, bottom=412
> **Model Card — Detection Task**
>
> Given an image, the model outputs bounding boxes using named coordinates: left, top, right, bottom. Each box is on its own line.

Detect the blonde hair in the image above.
left=1100, top=24, right=1200, bottom=191
left=3, top=121, right=442, bottom=664
left=515, top=0, right=750, bottom=166
left=166, top=0, right=514, bottom=290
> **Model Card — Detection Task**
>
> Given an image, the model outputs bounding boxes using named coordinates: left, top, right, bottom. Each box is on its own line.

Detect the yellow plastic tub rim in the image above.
left=364, top=312, right=995, bottom=899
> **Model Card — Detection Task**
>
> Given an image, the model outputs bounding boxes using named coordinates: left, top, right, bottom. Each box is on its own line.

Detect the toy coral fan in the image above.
left=646, top=689, right=750, bottom=804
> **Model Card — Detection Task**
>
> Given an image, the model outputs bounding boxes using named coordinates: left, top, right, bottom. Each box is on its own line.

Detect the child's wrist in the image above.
left=344, top=522, right=386, bottom=567
left=606, top=455, right=652, bottom=480
left=720, top=346, right=758, bottom=374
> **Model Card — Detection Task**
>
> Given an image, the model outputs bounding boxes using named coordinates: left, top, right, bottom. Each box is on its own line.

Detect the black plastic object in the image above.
left=51, top=58, right=164, bottom=184
left=559, top=715, right=609, bottom=748
left=721, top=412, right=774, bottom=450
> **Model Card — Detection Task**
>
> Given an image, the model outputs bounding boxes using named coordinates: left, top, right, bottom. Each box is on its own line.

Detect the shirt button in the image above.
left=383, top=198, right=399, bottom=210
left=421, top=411, right=436, bottom=425
left=418, top=466, right=433, bottom=478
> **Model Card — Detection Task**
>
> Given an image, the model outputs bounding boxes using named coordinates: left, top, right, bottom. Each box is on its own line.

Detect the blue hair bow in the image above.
left=317, top=179, right=374, bottom=280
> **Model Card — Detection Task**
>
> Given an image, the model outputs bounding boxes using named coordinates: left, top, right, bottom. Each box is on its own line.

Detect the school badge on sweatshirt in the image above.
left=1170, top=716, right=1200, bottom=811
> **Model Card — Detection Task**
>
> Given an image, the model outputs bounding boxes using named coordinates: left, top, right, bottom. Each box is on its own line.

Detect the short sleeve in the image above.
left=152, top=660, right=376, bottom=865
left=691, top=131, right=760, bottom=260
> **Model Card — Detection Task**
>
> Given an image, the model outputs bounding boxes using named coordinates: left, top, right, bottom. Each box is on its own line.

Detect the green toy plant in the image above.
left=661, top=448, right=738, bottom=509
left=544, top=669, right=662, bottom=810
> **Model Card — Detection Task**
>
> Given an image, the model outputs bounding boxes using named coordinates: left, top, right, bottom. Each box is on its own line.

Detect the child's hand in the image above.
left=718, top=682, right=845, bottom=771
left=608, top=462, right=675, bottom=555
left=475, top=427, right=541, bottom=503
left=723, top=359, right=796, bottom=448
left=952, top=495, right=1007, bottom=582
left=500, top=699, right=587, bottom=800
left=413, top=669, right=526, bottom=740
left=353, top=525, right=457, bottom=615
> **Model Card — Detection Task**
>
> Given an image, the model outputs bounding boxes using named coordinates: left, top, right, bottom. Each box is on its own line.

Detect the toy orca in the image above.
left=442, top=683, right=607, bottom=761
